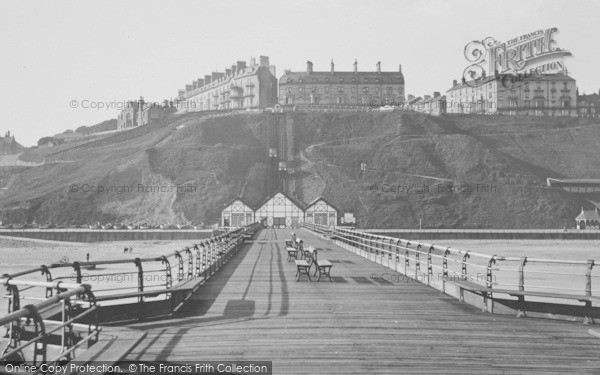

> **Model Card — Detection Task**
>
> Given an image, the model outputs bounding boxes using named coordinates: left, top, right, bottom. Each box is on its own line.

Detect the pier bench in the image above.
left=287, top=239, right=302, bottom=261
left=308, top=248, right=332, bottom=282
left=446, top=279, right=598, bottom=323
left=295, top=259, right=312, bottom=281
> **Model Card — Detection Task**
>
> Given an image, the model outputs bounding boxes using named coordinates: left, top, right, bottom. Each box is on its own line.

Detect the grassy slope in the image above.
left=0, top=111, right=598, bottom=228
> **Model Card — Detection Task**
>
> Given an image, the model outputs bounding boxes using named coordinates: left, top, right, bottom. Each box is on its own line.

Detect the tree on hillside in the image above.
left=37, top=137, right=64, bottom=146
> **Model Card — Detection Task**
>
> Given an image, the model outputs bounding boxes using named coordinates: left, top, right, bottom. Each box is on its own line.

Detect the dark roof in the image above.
left=279, top=71, right=404, bottom=85
left=575, top=208, right=600, bottom=221
left=222, top=196, right=254, bottom=210
left=408, top=97, right=423, bottom=105
left=447, top=72, right=575, bottom=93
left=254, top=189, right=306, bottom=211
left=305, top=196, right=340, bottom=212
left=578, top=93, right=600, bottom=105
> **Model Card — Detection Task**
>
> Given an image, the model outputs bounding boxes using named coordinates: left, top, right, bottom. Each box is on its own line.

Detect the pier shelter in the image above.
left=304, top=197, right=339, bottom=226
left=221, top=198, right=254, bottom=227
left=254, top=191, right=304, bottom=228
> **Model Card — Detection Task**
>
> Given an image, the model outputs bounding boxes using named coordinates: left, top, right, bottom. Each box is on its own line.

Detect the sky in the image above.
left=1, top=0, right=599, bottom=146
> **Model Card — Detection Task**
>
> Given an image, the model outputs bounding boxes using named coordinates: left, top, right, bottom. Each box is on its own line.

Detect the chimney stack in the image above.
left=205, top=75, right=212, bottom=84
left=250, top=57, right=256, bottom=67
left=307, top=61, right=313, bottom=74
left=453, top=79, right=458, bottom=86
left=198, top=79, right=204, bottom=87
left=259, top=56, right=269, bottom=68
left=330, top=60, right=335, bottom=74
left=376, top=61, right=381, bottom=73
left=231, top=65, right=237, bottom=76
left=270, top=65, right=276, bottom=77
left=434, top=91, right=441, bottom=98
left=353, top=59, right=358, bottom=73
left=186, top=85, right=192, bottom=92
left=236, top=61, right=246, bottom=72
left=399, top=64, right=402, bottom=74
left=178, top=89, right=185, bottom=97
left=192, top=81, right=198, bottom=90
left=225, top=68, right=231, bottom=76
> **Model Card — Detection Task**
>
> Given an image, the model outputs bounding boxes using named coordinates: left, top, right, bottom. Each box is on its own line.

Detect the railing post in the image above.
left=72, top=262, right=82, bottom=284
left=134, top=258, right=143, bottom=304
left=461, top=251, right=470, bottom=280
left=40, top=265, right=53, bottom=298
left=193, top=244, right=201, bottom=277
left=175, top=250, right=184, bottom=282
left=160, top=256, right=172, bottom=289
left=395, top=240, right=401, bottom=269
left=517, top=256, right=527, bottom=318
left=185, top=247, right=193, bottom=279
left=405, top=242, right=411, bottom=276
left=442, top=248, right=450, bottom=279
left=427, top=245, right=434, bottom=284
left=584, top=259, right=595, bottom=324
left=24, top=304, right=47, bottom=365
left=415, top=244, right=421, bottom=277
left=585, top=259, right=594, bottom=297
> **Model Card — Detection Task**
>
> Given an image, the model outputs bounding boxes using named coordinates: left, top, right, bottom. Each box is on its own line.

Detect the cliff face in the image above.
left=0, top=111, right=598, bottom=228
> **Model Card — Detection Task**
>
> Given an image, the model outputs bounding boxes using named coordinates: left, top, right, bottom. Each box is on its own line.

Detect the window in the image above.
left=386, top=87, right=393, bottom=95
left=338, top=87, right=344, bottom=93
left=299, top=78, right=303, bottom=83
left=363, top=87, right=369, bottom=93
left=375, top=88, right=379, bottom=94
left=299, top=87, right=304, bottom=93
left=351, top=87, right=356, bottom=93
left=325, top=87, right=329, bottom=93
left=337, top=97, right=343, bottom=104
left=524, top=100, right=530, bottom=107
left=286, top=88, right=292, bottom=94
left=311, top=87, right=317, bottom=93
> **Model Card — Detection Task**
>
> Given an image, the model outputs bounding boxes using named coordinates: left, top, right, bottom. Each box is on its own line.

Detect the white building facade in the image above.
left=254, top=192, right=304, bottom=228
left=221, top=198, right=255, bottom=227
left=304, top=197, right=338, bottom=226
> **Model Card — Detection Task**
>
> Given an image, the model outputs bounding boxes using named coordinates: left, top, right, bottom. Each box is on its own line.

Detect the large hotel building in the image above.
left=278, top=60, right=405, bottom=106
left=445, top=72, right=578, bottom=116
left=175, top=56, right=278, bottom=112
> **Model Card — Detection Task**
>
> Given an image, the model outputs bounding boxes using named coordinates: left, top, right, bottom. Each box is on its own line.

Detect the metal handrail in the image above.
left=303, top=222, right=597, bottom=299
left=0, top=222, right=260, bottom=364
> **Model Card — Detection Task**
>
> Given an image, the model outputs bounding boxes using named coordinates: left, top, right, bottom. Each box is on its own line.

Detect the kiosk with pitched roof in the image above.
left=221, top=198, right=255, bottom=227
left=575, top=207, right=600, bottom=230
left=304, top=197, right=339, bottom=226
left=254, top=190, right=305, bottom=228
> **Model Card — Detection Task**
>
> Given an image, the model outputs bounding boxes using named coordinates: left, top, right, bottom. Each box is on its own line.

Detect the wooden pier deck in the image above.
left=124, top=229, right=600, bottom=374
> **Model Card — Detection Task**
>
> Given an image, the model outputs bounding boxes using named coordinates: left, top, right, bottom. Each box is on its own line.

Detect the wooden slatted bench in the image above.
left=310, top=248, right=333, bottom=282
left=295, top=260, right=311, bottom=281
left=287, top=239, right=302, bottom=262
left=446, top=279, right=598, bottom=323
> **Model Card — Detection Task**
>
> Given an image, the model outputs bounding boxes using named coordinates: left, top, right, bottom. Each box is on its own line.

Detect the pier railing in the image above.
left=1, top=223, right=259, bottom=365
left=302, top=222, right=599, bottom=323
left=0, top=281, right=99, bottom=366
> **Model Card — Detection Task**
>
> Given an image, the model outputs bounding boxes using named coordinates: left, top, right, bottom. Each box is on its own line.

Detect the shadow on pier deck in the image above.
left=123, top=229, right=600, bottom=374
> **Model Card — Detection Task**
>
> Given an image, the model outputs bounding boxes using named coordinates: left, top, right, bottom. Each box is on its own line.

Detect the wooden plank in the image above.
left=69, top=328, right=147, bottom=374
left=121, top=229, right=600, bottom=374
